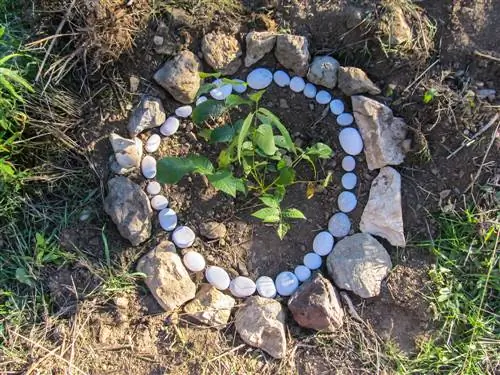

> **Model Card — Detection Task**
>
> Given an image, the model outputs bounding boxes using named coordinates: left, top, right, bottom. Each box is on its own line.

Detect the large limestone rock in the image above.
left=154, top=50, right=201, bottom=104
left=235, top=296, right=286, bottom=359
left=245, top=31, right=276, bottom=67
left=104, top=177, right=152, bottom=246
left=326, top=233, right=392, bottom=298
left=137, top=245, right=196, bottom=313
left=361, top=167, right=405, bottom=247
left=184, top=284, right=235, bottom=327
left=288, top=273, right=344, bottom=332
left=351, top=95, right=409, bottom=170
left=201, top=32, right=242, bottom=75
left=109, top=133, right=142, bottom=169
left=379, top=4, right=413, bottom=46
left=338, top=67, right=381, bottom=96
left=275, top=34, right=310, bottom=77
left=127, top=96, right=166, bottom=137
left=306, top=56, right=340, bottom=89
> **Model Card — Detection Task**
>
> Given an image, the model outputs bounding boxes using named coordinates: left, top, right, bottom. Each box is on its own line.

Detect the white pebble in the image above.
left=196, top=96, right=208, bottom=106
left=150, top=195, right=169, bottom=210
left=205, top=266, right=230, bottom=290
left=183, top=251, right=206, bottom=272
left=275, top=271, right=299, bottom=296
left=232, top=79, right=247, bottom=93
left=141, top=156, right=156, bottom=179
left=273, top=70, right=290, bottom=87
left=160, top=117, right=180, bottom=136
left=247, top=68, right=273, bottom=90
left=175, top=105, right=192, bottom=118
left=294, top=265, right=311, bottom=282
left=229, top=276, right=256, bottom=298
left=210, top=82, right=232, bottom=101
left=342, top=156, right=356, bottom=172
left=256, top=276, right=277, bottom=298
left=146, top=181, right=161, bottom=195
left=330, top=99, right=345, bottom=115
left=342, top=173, right=357, bottom=190
left=172, top=225, right=196, bottom=248
left=328, top=212, right=351, bottom=237
left=339, top=127, right=363, bottom=156
left=313, top=231, right=334, bottom=256
left=315, top=90, right=332, bottom=105
left=303, top=83, right=317, bottom=98
left=158, top=208, right=177, bottom=231
left=290, top=76, right=305, bottom=92
left=338, top=191, right=357, bottom=213
left=337, top=113, right=354, bottom=126
left=145, top=134, right=161, bottom=153
left=303, top=252, right=322, bottom=270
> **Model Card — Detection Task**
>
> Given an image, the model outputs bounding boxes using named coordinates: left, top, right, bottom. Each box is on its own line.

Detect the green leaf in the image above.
left=252, top=207, right=281, bottom=223
left=423, top=88, right=437, bottom=104
left=259, top=195, right=280, bottom=209
left=157, top=155, right=214, bottom=184
left=225, top=94, right=252, bottom=108
left=196, top=82, right=216, bottom=97
left=189, top=155, right=215, bottom=174
left=305, top=143, right=333, bottom=159
left=199, top=72, right=221, bottom=79
left=211, top=124, right=235, bottom=143
left=222, top=78, right=247, bottom=86
left=274, top=185, right=286, bottom=202
left=217, top=149, right=232, bottom=168
left=249, top=90, right=266, bottom=103
left=322, top=171, right=333, bottom=187
left=237, top=112, right=254, bottom=161
left=274, top=135, right=291, bottom=151
left=257, top=108, right=296, bottom=154
left=277, top=222, right=291, bottom=239
left=198, top=128, right=212, bottom=141
left=276, top=167, right=295, bottom=186
left=254, top=123, right=277, bottom=155
left=282, top=208, right=306, bottom=219
left=192, top=100, right=225, bottom=125
left=207, top=169, right=243, bottom=197
left=15, top=268, right=34, bottom=287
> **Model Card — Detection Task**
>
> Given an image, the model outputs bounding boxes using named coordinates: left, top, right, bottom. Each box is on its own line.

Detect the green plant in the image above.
left=422, top=88, right=437, bottom=104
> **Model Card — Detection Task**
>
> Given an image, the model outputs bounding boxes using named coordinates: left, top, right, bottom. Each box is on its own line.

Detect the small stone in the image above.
left=196, top=96, right=208, bottom=106
left=341, top=156, right=356, bottom=171
left=150, top=195, right=169, bottom=210
left=146, top=181, right=161, bottom=195
left=303, top=252, right=322, bottom=270
left=247, top=68, right=273, bottom=90
left=256, top=276, right=277, bottom=298
left=476, top=89, right=496, bottom=100
left=279, top=98, right=289, bottom=108
left=158, top=208, right=178, bottom=231
left=330, top=99, right=344, bottom=115
left=341, top=173, right=357, bottom=190
left=127, top=96, right=166, bottom=136
left=232, top=79, right=247, bottom=93
left=201, top=32, right=242, bottom=75
left=245, top=31, right=276, bottom=67
left=294, top=265, right=311, bottom=282
left=175, top=105, right=192, bottom=118
left=183, top=251, right=206, bottom=272
left=307, top=56, right=340, bottom=89
left=160, top=116, right=180, bottom=136
left=229, top=276, right=257, bottom=298
left=273, top=70, right=290, bottom=87
left=153, top=35, right=164, bottom=46
left=338, top=191, right=357, bottom=213
left=326, top=233, right=392, bottom=298
left=141, top=156, right=157, bottom=179
left=379, top=5, right=412, bottom=46
left=210, top=79, right=232, bottom=100
left=205, top=266, right=231, bottom=290
left=172, top=226, right=196, bottom=248
left=339, top=127, right=364, bottom=155
left=275, top=34, right=310, bottom=76
left=109, top=133, right=143, bottom=168
left=315, top=90, right=331, bottom=104
left=129, top=75, right=140, bottom=92
left=275, top=271, right=299, bottom=296
left=184, top=284, right=235, bottom=326
left=337, top=113, right=354, bottom=126
left=145, top=134, right=161, bottom=153
left=313, top=231, right=334, bottom=256
left=290, top=76, right=306, bottom=92
left=199, top=221, right=227, bottom=240
left=114, top=297, right=129, bottom=309
left=338, top=67, right=381, bottom=96
left=328, top=212, right=351, bottom=238
left=303, top=83, right=317, bottom=98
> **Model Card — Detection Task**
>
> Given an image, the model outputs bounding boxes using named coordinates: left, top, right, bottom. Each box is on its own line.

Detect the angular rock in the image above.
left=154, top=50, right=201, bottom=104
left=184, top=284, right=235, bottom=327
left=326, top=233, right=392, bottom=298
left=306, top=56, right=340, bottom=89
left=104, top=177, right=152, bottom=246
left=275, top=34, right=310, bottom=77
left=352, top=95, right=408, bottom=170
left=360, top=167, right=405, bottom=247
left=288, top=273, right=344, bottom=332
left=199, top=221, right=227, bottom=240
left=338, top=67, right=381, bottom=96
left=235, top=296, right=286, bottom=359
left=201, top=32, right=242, bottom=75
left=379, top=5, right=412, bottom=46
left=245, top=31, right=276, bottom=67
left=127, top=96, right=166, bottom=137
left=109, top=133, right=142, bottom=169
left=137, top=246, right=196, bottom=313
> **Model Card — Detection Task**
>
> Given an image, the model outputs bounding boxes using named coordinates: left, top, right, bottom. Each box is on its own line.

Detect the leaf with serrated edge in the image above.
left=282, top=208, right=306, bottom=219
left=252, top=207, right=280, bottom=220
left=259, top=195, right=280, bottom=208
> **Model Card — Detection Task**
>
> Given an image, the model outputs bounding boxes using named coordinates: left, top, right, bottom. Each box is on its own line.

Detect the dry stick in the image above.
left=447, top=112, right=499, bottom=159
left=207, top=344, right=246, bottom=363
left=340, top=291, right=363, bottom=322
left=473, top=49, right=500, bottom=63
left=402, top=59, right=440, bottom=94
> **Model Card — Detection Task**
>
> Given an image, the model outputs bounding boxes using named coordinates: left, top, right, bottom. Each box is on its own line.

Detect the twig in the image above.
left=340, top=292, right=363, bottom=322
left=207, top=344, right=245, bottom=362
left=402, top=59, right=440, bottom=94
left=474, top=50, right=500, bottom=63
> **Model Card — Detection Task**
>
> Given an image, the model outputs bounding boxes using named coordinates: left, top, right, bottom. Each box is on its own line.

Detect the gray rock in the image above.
left=104, top=177, right=152, bottom=246
left=360, top=167, right=405, bottom=247
left=109, top=133, right=142, bottom=169
left=476, top=89, right=496, bottom=100
left=201, top=32, right=242, bottom=75
left=184, top=284, right=235, bottom=327
left=351, top=95, right=408, bottom=170
left=338, top=67, right=381, bottom=96
left=275, top=34, right=310, bottom=77
left=127, top=96, right=166, bottom=137
left=306, top=56, right=340, bottom=89
left=245, top=31, right=276, bottom=67
left=235, top=296, right=286, bottom=359
left=199, top=221, right=227, bottom=240
left=137, top=245, right=196, bottom=313
left=379, top=5, right=412, bottom=46
left=154, top=50, right=201, bottom=104
left=326, top=233, right=392, bottom=298
left=288, top=273, right=344, bottom=332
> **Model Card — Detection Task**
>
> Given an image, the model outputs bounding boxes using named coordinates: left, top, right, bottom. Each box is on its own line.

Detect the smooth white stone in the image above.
left=172, top=225, right=196, bottom=248
left=145, top=134, right=161, bottom=153
left=183, top=251, right=206, bottom=272
left=315, top=90, right=332, bottom=105
left=229, top=276, right=256, bottom=298
left=150, top=195, right=169, bottom=210
left=303, top=252, right=322, bottom=270
left=337, top=113, right=354, bottom=126
left=330, top=99, right=345, bottom=115
left=290, top=76, right=305, bottom=92
left=205, top=266, right=231, bottom=290
left=247, top=68, right=273, bottom=90
left=294, top=265, right=311, bottom=282
left=158, top=208, right=177, bottom=231
left=313, top=231, right=334, bottom=256
left=328, top=212, right=351, bottom=237
left=273, top=70, right=290, bottom=87
left=210, top=82, right=232, bottom=101
left=175, top=105, right=192, bottom=118
left=160, top=116, right=180, bottom=136
left=342, top=172, right=357, bottom=190
left=338, top=191, right=357, bottom=213
left=146, top=181, right=161, bottom=195
left=141, top=156, right=156, bottom=179
left=303, top=83, right=317, bottom=98
left=196, top=96, right=208, bottom=106
left=232, top=79, right=247, bottom=93
left=255, top=276, right=277, bottom=298
left=275, top=271, right=299, bottom=296
left=339, top=127, right=363, bottom=156
left=342, top=156, right=356, bottom=172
